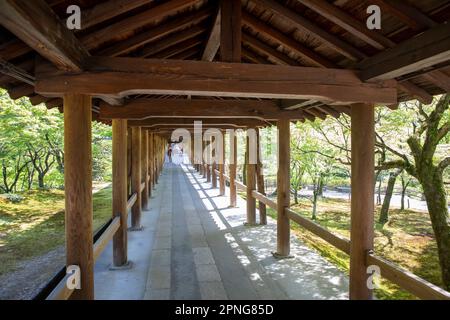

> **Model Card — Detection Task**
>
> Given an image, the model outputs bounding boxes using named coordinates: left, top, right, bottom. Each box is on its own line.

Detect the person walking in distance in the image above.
left=167, top=145, right=173, bottom=163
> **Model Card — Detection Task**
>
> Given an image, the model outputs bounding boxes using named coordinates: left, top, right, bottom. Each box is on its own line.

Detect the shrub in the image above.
left=6, top=194, right=24, bottom=203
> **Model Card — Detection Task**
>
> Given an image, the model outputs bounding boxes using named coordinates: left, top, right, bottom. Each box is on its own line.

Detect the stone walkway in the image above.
left=94, top=163, right=348, bottom=300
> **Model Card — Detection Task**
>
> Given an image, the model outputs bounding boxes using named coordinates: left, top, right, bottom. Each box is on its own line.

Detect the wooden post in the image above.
left=142, top=130, right=149, bottom=210
left=155, top=136, right=159, bottom=184
left=206, top=138, right=211, bottom=183
left=112, top=119, right=128, bottom=267
left=350, top=104, right=375, bottom=300
left=64, top=94, right=94, bottom=299
left=190, top=137, right=195, bottom=167
left=212, top=135, right=217, bottom=188
left=229, top=132, right=237, bottom=207
left=220, top=0, right=241, bottom=63
left=148, top=132, right=153, bottom=195
left=246, top=130, right=256, bottom=225
left=256, top=128, right=267, bottom=224
left=221, top=0, right=240, bottom=206
left=275, top=119, right=291, bottom=257
left=131, top=127, right=142, bottom=230
left=127, top=127, right=132, bottom=197
left=219, top=131, right=226, bottom=196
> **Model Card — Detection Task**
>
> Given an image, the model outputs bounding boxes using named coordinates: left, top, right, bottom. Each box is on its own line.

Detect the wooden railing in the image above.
left=93, top=217, right=120, bottom=261
left=126, top=193, right=137, bottom=212
left=46, top=215, right=124, bottom=300
left=45, top=273, right=74, bottom=300
left=213, top=169, right=450, bottom=300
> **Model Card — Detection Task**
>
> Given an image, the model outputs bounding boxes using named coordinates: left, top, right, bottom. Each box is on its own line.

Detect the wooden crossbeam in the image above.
left=98, top=98, right=306, bottom=120
left=35, top=57, right=397, bottom=104
left=359, top=22, right=450, bottom=80
left=128, top=118, right=270, bottom=127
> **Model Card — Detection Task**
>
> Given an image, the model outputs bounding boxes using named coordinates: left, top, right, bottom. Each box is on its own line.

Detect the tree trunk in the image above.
left=377, top=178, right=382, bottom=205
left=379, top=170, right=401, bottom=224
left=312, top=194, right=318, bottom=220
left=421, top=170, right=450, bottom=291
left=400, top=176, right=410, bottom=211
left=38, top=173, right=45, bottom=189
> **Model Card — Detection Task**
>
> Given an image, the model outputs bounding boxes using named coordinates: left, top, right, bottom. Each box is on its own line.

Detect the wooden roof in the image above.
left=0, top=0, right=449, bottom=124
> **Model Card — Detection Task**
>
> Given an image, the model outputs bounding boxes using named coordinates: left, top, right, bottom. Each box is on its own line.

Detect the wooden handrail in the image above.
left=367, top=253, right=450, bottom=300
left=252, top=190, right=277, bottom=210
left=286, top=208, right=351, bottom=255
left=235, top=180, right=246, bottom=191
left=127, top=193, right=137, bottom=212
left=140, top=182, right=145, bottom=192
left=93, top=217, right=121, bottom=261
left=194, top=166, right=450, bottom=299
left=45, top=273, right=74, bottom=300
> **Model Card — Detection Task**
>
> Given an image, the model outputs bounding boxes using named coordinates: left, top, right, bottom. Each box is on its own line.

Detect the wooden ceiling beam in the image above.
left=170, top=48, right=200, bottom=61
left=129, top=118, right=270, bottom=127
left=97, top=7, right=211, bottom=57
left=370, top=0, right=437, bottom=31
left=0, top=0, right=123, bottom=106
left=151, top=37, right=204, bottom=59
left=35, top=57, right=398, bottom=104
left=139, top=26, right=206, bottom=58
left=0, top=0, right=89, bottom=71
left=81, top=0, right=199, bottom=51
left=398, top=81, right=433, bottom=104
left=242, top=33, right=300, bottom=66
left=242, top=11, right=335, bottom=68
left=298, top=0, right=395, bottom=50
left=359, top=22, right=450, bottom=80
left=201, top=8, right=221, bottom=61
left=421, top=70, right=450, bottom=92
left=251, top=0, right=366, bottom=61
left=99, top=98, right=305, bottom=120
left=242, top=48, right=269, bottom=64
left=81, top=0, right=152, bottom=31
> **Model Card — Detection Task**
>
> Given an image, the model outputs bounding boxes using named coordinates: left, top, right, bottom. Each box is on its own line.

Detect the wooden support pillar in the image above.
left=275, top=119, right=290, bottom=257
left=155, top=136, right=159, bottom=184
left=131, top=127, right=142, bottom=230
left=350, top=104, right=375, bottom=300
left=229, top=132, right=237, bottom=207
left=127, top=128, right=132, bottom=197
left=219, top=131, right=226, bottom=196
left=112, top=119, right=128, bottom=267
left=246, top=130, right=256, bottom=225
left=148, top=132, right=153, bottom=195
left=64, top=94, right=94, bottom=300
left=256, top=128, right=267, bottom=225
left=212, top=136, right=217, bottom=188
left=190, top=137, right=195, bottom=167
left=142, top=130, right=149, bottom=210
left=221, top=0, right=240, bottom=206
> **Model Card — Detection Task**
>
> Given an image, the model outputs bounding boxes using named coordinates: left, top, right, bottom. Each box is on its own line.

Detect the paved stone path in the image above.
left=95, top=163, right=349, bottom=300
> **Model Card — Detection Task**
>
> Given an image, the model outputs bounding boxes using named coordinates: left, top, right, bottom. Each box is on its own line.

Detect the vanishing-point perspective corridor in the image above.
left=94, top=163, right=348, bottom=300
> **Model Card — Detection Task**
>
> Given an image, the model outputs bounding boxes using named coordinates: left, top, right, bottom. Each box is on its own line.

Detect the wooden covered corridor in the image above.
left=0, top=0, right=449, bottom=300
